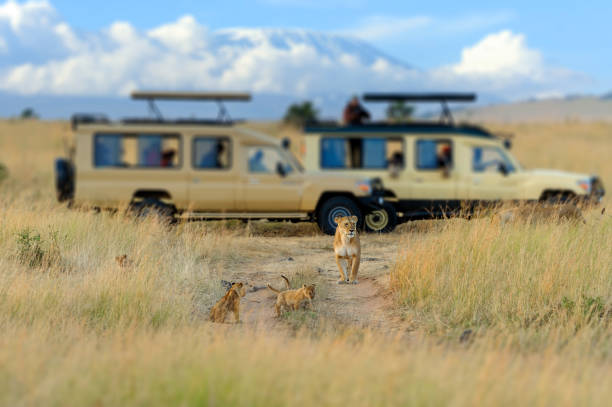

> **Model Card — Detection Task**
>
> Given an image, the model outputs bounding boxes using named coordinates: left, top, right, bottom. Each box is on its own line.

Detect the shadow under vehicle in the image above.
left=55, top=91, right=387, bottom=234
left=303, top=93, right=605, bottom=231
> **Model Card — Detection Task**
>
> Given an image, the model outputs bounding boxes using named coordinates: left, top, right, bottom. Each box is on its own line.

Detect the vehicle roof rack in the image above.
left=362, top=92, right=477, bottom=125
left=130, top=90, right=252, bottom=122
left=71, top=113, right=110, bottom=130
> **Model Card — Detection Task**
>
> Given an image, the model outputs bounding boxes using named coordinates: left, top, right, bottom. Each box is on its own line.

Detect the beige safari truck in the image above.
left=54, top=91, right=387, bottom=235
left=303, top=93, right=605, bottom=231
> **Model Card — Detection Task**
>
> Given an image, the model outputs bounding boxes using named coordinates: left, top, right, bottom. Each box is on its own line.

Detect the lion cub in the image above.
left=209, top=282, right=246, bottom=323
left=333, top=215, right=361, bottom=284
left=267, top=275, right=316, bottom=317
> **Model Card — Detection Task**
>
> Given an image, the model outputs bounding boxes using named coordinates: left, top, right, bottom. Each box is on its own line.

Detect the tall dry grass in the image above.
left=0, top=119, right=611, bottom=405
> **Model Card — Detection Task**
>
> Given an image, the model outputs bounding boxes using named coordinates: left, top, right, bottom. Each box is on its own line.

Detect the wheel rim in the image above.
left=328, top=206, right=352, bottom=227
left=365, top=209, right=388, bottom=231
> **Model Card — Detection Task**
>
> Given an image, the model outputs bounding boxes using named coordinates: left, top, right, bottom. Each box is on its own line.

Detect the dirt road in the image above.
left=221, top=233, right=408, bottom=334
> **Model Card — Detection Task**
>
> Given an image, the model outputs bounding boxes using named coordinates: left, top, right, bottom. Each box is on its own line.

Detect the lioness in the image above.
left=333, top=215, right=361, bottom=284
left=267, top=276, right=316, bottom=317
left=210, top=282, right=246, bottom=323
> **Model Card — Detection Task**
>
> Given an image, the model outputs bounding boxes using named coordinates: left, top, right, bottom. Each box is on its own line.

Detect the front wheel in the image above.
left=317, top=196, right=362, bottom=235
left=364, top=203, right=398, bottom=233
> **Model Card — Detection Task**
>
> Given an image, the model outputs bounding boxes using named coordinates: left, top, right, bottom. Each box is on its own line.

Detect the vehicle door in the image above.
left=243, top=145, right=303, bottom=212
left=407, top=138, right=458, bottom=212
left=468, top=145, right=521, bottom=201
left=188, top=135, right=237, bottom=211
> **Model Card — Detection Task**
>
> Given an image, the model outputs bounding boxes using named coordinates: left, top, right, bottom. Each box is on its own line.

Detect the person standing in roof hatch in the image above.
left=343, top=96, right=370, bottom=125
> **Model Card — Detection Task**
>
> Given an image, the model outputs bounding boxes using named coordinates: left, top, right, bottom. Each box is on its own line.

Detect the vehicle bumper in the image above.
left=588, top=176, right=606, bottom=203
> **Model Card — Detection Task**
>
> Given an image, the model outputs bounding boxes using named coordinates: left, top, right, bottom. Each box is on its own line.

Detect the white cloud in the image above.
left=430, top=30, right=589, bottom=99
left=451, top=30, right=542, bottom=77
left=147, top=15, right=207, bottom=54
left=0, top=0, right=55, bottom=32
left=0, top=1, right=589, bottom=102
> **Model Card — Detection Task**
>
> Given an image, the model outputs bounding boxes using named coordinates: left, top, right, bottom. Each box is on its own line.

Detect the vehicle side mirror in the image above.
left=276, top=162, right=287, bottom=177
left=498, top=162, right=509, bottom=176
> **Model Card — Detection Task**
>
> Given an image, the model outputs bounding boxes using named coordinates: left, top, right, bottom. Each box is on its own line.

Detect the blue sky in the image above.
left=0, top=0, right=610, bottom=107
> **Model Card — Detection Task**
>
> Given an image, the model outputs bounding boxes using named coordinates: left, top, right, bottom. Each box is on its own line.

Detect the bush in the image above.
left=19, top=108, right=38, bottom=120
left=15, top=228, right=63, bottom=268
left=283, top=101, right=319, bottom=126
left=386, top=101, right=414, bottom=123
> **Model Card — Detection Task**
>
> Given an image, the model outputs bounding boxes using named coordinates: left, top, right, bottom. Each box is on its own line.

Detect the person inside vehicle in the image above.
left=343, top=96, right=370, bottom=125
left=437, top=144, right=452, bottom=177
left=248, top=149, right=267, bottom=172
left=388, top=151, right=404, bottom=178
left=160, top=149, right=175, bottom=167
left=215, top=141, right=226, bottom=168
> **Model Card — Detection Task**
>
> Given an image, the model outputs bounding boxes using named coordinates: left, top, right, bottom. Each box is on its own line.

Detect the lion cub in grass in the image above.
left=210, top=282, right=246, bottom=323
left=267, top=275, right=316, bottom=317
left=333, top=215, right=361, bottom=284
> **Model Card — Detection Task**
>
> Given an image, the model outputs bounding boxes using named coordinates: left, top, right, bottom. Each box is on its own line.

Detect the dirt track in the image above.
left=221, top=233, right=408, bottom=333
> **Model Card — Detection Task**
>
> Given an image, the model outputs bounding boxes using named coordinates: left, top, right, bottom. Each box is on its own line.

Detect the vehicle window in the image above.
left=193, top=137, right=231, bottom=169
left=416, top=140, right=452, bottom=170
left=94, top=133, right=180, bottom=168
left=248, top=147, right=293, bottom=174
left=321, top=137, right=404, bottom=169
left=473, top=147, right=516, bottom=173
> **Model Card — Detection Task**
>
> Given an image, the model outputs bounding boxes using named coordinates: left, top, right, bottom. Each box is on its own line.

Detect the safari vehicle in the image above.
left=303, top=93, right=605, bottom=231
left=55, top=91, right=386, bottom=235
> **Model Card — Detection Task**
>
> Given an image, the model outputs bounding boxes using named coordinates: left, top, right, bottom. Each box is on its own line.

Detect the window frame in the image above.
left=319, top=135, right=406, bottom=170
left=414, top=138, right=454, bottom=172
left=191, top=135, right=233, bottom=171
left=93, top=132, right=183, bottom=170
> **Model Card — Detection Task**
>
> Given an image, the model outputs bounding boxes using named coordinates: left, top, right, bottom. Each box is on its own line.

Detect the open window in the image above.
left=472, top=146, right=515, bottom=174
left=320, top=136, right=404, bottom=170
left=94, top=133, right=180, bottom=168
left=415, top=139, right=452, bottom=171
left=193, top=137, right=231, bottom=169
left=247, top=147, right=294, bottom=175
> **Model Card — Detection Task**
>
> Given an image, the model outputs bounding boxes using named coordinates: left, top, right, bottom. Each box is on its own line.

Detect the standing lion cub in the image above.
left=333, top=215, right=361, bottom=284
left=209, top=282, right=246, bottom=323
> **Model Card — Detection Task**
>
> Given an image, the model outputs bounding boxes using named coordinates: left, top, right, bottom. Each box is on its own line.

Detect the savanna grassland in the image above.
left=0, top=119, right=610, bottom=406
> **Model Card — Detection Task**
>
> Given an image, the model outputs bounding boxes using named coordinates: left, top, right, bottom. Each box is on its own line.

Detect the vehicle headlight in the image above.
left=355, top=180, right=372, bottom=194
left=577, top=179, right=591, bottom=193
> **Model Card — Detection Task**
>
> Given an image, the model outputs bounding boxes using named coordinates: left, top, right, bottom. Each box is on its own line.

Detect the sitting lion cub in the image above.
left=210, top=282, right=246, bottom=323
left=333, top=215, right=361, bottom=284
left=267, top=275, right=316, bottom=317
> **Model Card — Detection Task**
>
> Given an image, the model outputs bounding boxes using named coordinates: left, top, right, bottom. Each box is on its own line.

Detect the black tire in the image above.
left=129, top=198, right=176, bottom=224
left=54, top=158, right=74, bottom=202
left=364, top=202, right=398, bottom=233
left=317, top=196, right=362, bottom=235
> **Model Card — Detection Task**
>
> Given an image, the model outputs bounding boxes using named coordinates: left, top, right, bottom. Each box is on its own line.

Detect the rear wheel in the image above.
left=129, top=198, right=177, bottom=225
left=364, top=202, right=398, bottom=233
left=317, top=196, right=362, bottom=235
